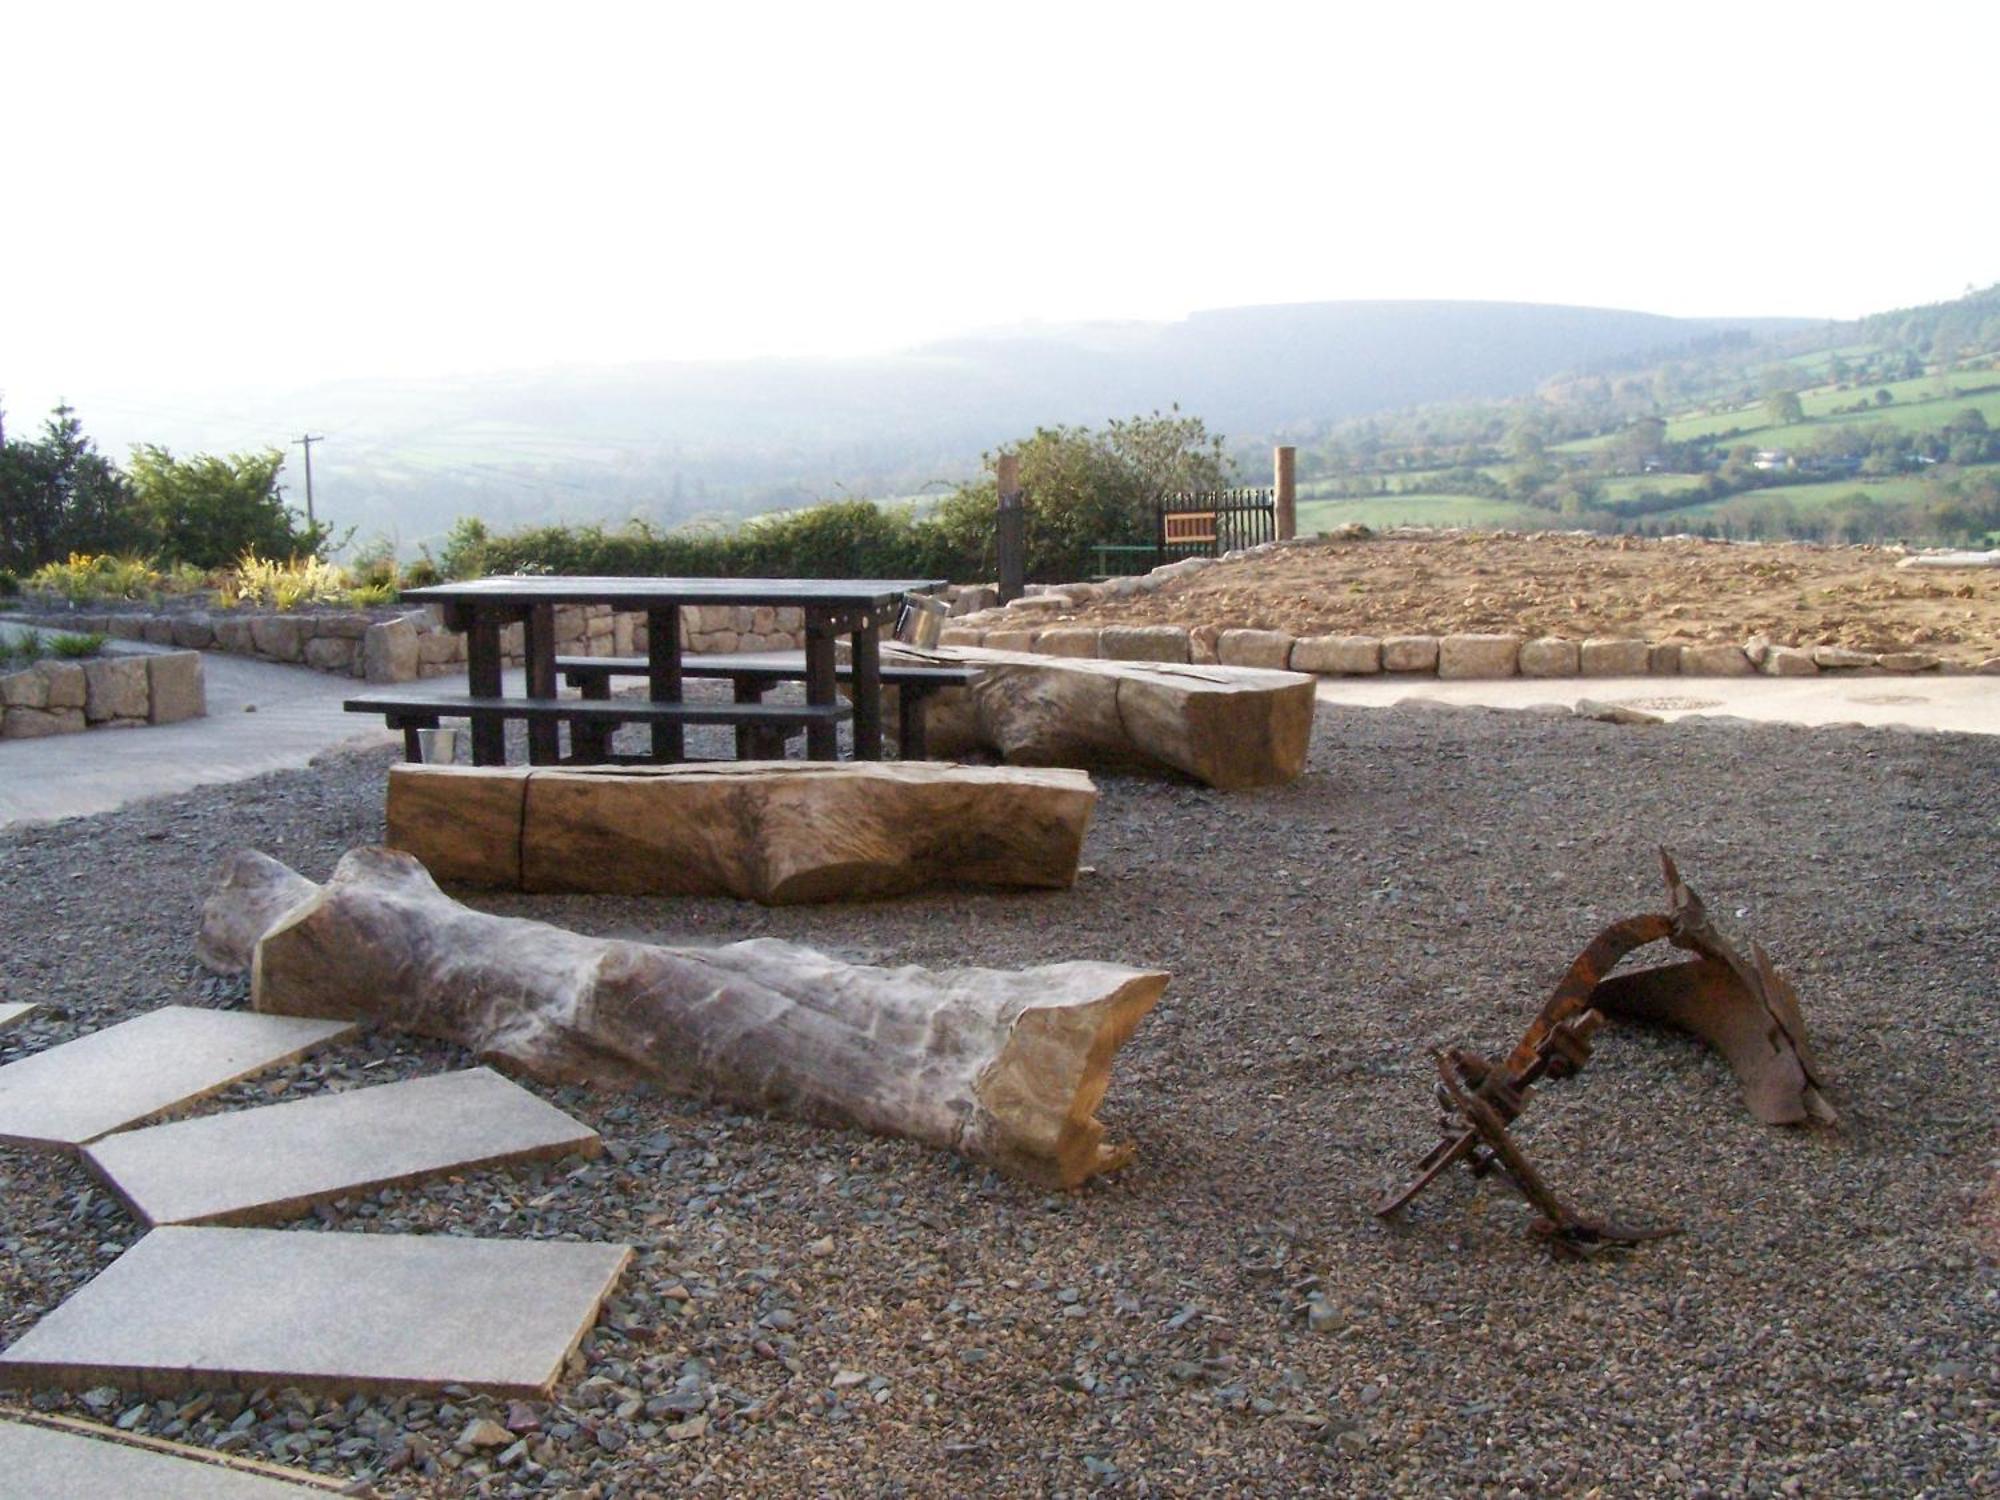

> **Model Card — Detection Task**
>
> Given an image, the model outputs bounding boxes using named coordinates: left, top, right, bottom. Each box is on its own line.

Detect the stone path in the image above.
left=0, top=1001, right=34, bottom=1033
left=86, top=1067, right=601, bottom=1226
left=0, top=1007, right=356, bottom=1149
left=0, top=1006, right=629, bottom=1428
left=0, top=1416, right=327, bottom=1496
left=0, top=1228, right=633, bottom=1399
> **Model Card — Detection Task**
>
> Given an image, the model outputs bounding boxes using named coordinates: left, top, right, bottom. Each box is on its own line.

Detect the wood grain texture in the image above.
left=214, top=848, right=1164, bottom=1187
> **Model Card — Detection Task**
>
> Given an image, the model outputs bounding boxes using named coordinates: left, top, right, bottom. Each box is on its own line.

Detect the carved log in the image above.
left=195, top=850, right=319, bottom=975
left=884, top=645, right=1316, bottom=789
left=384, top=760, right=1096, bottom=903
left=201, top=848, right=1165, bottom=1187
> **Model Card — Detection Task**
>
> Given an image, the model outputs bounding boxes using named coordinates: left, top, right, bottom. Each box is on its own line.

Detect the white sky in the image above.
left=4, top=0, right=1996, bottom=423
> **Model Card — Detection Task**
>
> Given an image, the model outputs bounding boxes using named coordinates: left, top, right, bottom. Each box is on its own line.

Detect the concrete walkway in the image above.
left=1314, top=672, right=2000, bottom=735
left=0, top=654, right=528, bottom=830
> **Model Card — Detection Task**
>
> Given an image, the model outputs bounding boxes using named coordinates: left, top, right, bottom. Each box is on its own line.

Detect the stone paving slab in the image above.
left=86, top=1067, right=600, bottom=1227
left=0, top=1007, right=357, bottom=1150
left=0, top=1417, right=323, bottom=1497
left=0, top=1001, right=35, bottom=1033
left=0, top=1227, right=632, bottom=1398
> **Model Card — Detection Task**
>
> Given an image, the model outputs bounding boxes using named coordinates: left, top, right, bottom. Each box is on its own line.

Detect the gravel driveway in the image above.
left=1, top=704, right=1994, bottom=1497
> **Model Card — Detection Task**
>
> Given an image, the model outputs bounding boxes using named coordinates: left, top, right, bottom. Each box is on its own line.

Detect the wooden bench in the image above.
left=557, top=653, right=974, bottom=760
left=345, top=693, right=851, bottom=765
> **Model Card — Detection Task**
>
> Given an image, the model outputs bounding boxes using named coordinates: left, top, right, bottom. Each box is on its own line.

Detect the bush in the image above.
left=223, top=551, right=351, bottom=611
left=27, top=552, right=160, bottom=602
left=0, top=569, right=18, bottom=597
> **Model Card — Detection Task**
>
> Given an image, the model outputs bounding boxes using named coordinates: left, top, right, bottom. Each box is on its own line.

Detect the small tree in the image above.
left=1764, top=390, right=1805, bottom=427
left=129, top=445, right=326, bottom=569
left=0, top=405, right=145, bottom=571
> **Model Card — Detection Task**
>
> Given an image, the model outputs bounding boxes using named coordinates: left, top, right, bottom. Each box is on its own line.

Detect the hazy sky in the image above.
left=5, top=0, right=1995, bottom=425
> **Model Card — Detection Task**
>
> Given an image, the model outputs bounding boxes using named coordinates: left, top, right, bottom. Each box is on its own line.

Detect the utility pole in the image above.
left=292, top=433, right=326, bottom=529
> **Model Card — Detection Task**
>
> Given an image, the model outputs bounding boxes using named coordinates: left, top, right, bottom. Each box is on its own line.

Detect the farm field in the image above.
left=1296, top=493, right=1540, bottom=532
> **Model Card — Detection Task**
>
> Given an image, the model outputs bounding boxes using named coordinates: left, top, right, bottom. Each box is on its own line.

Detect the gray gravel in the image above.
left=1, top=701, right=1996, bottom=1497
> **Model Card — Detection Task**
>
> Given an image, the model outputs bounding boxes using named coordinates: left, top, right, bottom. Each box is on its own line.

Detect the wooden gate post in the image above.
left=996, top=452, right=1026, bottom=603
left=1274, top=446, right=1297, bottom=541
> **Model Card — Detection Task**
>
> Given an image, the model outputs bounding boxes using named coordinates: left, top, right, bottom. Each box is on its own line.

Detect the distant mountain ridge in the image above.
left=55, top=299, right=1824, bottom=546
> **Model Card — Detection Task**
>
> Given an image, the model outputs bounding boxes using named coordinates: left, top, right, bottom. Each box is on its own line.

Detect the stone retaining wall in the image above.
left=934, top=544, right=1992, bottom=677
left=0, top=650, right=205, bottom=740
left=17, top=601, right=818, bottom=684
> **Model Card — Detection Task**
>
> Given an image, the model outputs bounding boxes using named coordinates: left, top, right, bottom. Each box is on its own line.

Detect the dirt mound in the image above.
left=1061, top=532, right=2000, bottom=665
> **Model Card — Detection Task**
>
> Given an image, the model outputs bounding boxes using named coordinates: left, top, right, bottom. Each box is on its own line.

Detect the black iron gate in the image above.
left=1156, top=488, right=1277, bottom=559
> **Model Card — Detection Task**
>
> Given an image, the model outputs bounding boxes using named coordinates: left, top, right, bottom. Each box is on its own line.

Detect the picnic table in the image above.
left=349, top=576, right=945, bottom=766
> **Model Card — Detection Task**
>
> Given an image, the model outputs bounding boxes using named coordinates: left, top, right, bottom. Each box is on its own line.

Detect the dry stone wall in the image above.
left=0, top=650, right=205, bottom=740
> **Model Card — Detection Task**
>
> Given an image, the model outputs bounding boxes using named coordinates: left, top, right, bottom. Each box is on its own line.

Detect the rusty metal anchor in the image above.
left=1375, top=850, right=1834, bottom=1256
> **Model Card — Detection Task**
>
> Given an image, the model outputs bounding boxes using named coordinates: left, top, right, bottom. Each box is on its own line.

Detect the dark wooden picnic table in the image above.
left=388, top=575, right=946, bottom=766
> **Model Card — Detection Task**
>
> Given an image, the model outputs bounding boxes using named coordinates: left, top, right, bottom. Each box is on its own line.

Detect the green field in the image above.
left=1298, top=465, right=1507, bottom=500
left=1297, top=493, right=1543, bottom=531
left=1597, top=472, right=1706, bottom=502
left=1662, top=370, right=2000, bottom=446
left=1668, top=462, right=2000, bottom=518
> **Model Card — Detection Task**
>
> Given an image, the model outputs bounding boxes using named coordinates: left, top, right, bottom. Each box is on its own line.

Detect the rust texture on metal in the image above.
left=1375, top=850, right=1834, bottom=1257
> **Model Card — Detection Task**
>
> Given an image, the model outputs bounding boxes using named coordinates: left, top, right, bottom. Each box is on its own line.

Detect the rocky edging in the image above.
left=937, top=544, right=1999, bottom=678
left=0, top=650, right=204, bottom=740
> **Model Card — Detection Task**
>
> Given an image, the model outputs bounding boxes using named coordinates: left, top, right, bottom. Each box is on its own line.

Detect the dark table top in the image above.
left=400, top=576, right=947, bottom=610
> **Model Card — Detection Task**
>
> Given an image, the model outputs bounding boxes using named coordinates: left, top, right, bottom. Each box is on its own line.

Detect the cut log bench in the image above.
left=383, top=760, right=1095, bottom=903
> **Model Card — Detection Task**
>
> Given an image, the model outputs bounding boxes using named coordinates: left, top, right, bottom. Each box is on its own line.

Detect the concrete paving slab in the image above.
left=0, top=1417, right=323, bottom=1497
left=1315, top=673, right=2000, bottom=737
left=86, top=1067, right=600, bottom=1227
left=0, top=1001, right=35, bottom=1033
left=0, top=1007, right=357, bottom=1150
left=0, top=1227, right=632, bottom=1399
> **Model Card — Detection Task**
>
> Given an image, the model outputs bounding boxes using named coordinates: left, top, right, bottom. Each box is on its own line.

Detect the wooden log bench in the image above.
left=557, top=652, right=974, bottom=760
left=344, top=692, right=851, bottom=765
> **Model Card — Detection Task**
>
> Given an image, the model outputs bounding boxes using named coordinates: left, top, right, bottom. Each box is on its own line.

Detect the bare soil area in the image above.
left=1068, top=533, right=2000, bottom=666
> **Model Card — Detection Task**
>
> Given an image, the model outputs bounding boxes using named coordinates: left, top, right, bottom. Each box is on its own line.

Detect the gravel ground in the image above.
left=1, top=702, right=1996, bottom=1498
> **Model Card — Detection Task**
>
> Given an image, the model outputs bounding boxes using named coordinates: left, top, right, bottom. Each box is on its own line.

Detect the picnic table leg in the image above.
left=647, top=606, right=684, bottom=763
left=803, top=611, right=839, bottom=761
left=466, top=611, right=506, bottom=766
left=899, top=686, right=931, bottom=761
left=733, top=676, right=768, bottom=760
left=852, top=613, right=883, bottom=760
left=524, top=603, right=561, bottom=765
left=571, top=672, right=612, bottom=761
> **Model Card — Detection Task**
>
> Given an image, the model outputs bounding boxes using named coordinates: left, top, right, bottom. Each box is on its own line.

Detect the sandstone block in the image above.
left=1290, top=635, right=1380, bottom=674
left=107, top=615, right=148, bottom=640
left=983, top=628, right=1040, bottom=651
left=316, top=614, right=372, bottom=640
left=1189, top=625, right=1221, bottom=664
left=1649, top=643, right=1683, bottom=674
left=143, top=619, right=175, bottom=646
left=249, top=615, right=305, bottom=662
left=1812, top=647, right=1877, bottom=669
left=147, top=651, right=206, bottom=723
left=304, top=636, right=358, bottom=672
left=84, top=656, right=151, bottom=721
left=553, top=608, right=586, bottom=644
left=1761, top=647, right=1819, bottom=677
left=1878, top=652, right=1940, bottom=672
left=938, top=627, right=985, bottom=646
left=949, top=588, right=997, bottom=616
left=1382, top=635, right=1439, bottom=672
left=1519, top=638, right=1580, bottom=677
left=1579, top=638, right=1651, bottom=676
left=1218, top=629, right=1295, bottom=669
left=1438, top=634, right=1522, bottom=679
left=41, top=662, right=85, bottom=710
left=1100, top=625, right=1190, bottom=663
left=362, top=618, right=421, bottom=683
left=2, top=706, right=81, bottom=738
left=0, top=667, right=48, bottom=709
left=417, top=632, right=462, bottom=666
left=212, top=617, right=255, bottom=653
left=1035, top=627, right=1101, bottom=658
left=1680, top=644, right=1754, bottom=676
left=170, top=615, right=215, bottom=650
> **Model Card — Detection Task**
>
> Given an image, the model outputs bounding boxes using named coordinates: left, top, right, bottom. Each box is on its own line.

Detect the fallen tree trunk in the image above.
left=384, top=760, right=1096, bottom=903
left=884, top=645, right=1316, bottom=790
left=201, top=848, right=1166, bottom=1188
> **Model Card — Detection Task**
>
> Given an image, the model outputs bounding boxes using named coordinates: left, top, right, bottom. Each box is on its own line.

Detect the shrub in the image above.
left=49, top=631, right=106, bottom=659
left=26, top=552, right=160, bottom=602
left=0, top=569, right=18, bottom=597
left=223, top=551, right=352, bottom=611
left=342, top=582, right=398, bottom=608
left=401, top=557, right=443, bottom=589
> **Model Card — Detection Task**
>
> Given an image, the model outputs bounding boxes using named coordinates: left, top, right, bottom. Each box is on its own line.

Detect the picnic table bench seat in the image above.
left=556, top=652, right=975, bottom=759
left=345, top=692, right=850, bottom=764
